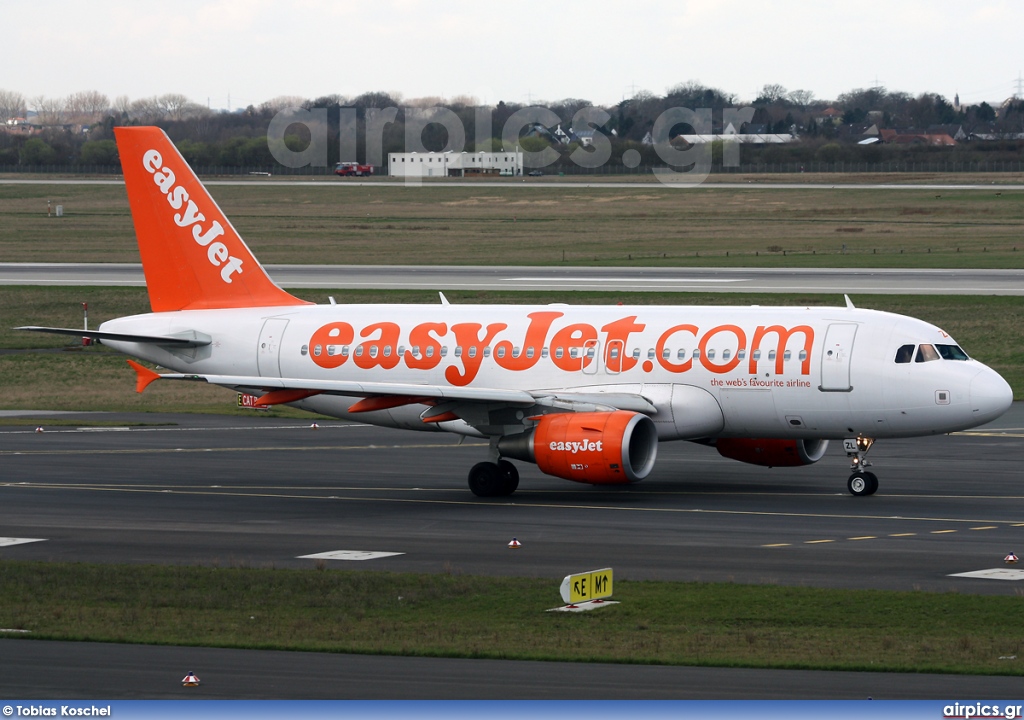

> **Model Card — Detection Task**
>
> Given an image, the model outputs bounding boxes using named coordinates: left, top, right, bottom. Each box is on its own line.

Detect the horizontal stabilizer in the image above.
left=15, top=326, right=212, bottom=348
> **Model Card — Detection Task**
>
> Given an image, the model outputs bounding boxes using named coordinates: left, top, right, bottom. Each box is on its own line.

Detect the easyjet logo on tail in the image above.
left=141, top=149, right=244, bottom=284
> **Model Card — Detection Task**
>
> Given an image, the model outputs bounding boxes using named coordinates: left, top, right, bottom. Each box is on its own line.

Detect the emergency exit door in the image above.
left=257, top=318, right=289, bottom=378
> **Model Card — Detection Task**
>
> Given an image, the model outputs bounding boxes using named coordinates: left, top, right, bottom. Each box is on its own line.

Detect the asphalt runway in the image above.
left=3, top=263, right=1024, bottom=294
left=2, top=404, right=1024, bottom=697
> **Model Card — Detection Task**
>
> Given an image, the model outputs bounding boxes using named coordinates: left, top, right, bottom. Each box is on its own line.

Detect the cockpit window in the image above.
left=936, top=344, right=969, bottom=361
left=915, top=344, right=940, bottom=363
left=894, top=344, right=915, bottom=363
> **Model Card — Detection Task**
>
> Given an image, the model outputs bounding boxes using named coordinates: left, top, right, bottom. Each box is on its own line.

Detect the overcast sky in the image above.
left=7, top=0, right=1022, bottom=109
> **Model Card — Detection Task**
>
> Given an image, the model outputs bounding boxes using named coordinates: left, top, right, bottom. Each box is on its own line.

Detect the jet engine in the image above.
left=715, top=438, right=829, bottom=467
left=498, top=411, right=658, bottom=484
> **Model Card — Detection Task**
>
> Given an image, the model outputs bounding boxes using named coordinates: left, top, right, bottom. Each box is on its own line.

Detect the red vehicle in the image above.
left=334, top=162, right=373, bottom=177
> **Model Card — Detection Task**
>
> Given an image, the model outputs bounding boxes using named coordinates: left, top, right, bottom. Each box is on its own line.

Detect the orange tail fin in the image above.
left=114, top=126, right=310, bottom=312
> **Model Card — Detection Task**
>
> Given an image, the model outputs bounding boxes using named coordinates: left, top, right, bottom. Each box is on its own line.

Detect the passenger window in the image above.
left=610, top=347, right=620, bottom=358
left=570, top=348, right=579, bottom=359
left=483, top=347, right=490, bottom=358
left=752, top=350, right=761, bottom=360
left=455, top=347, right=462, bottom=357
left=723, top=349, right=732, bottom=360
left=342, top=346, right=349, bottom=357
left=916, top=344, right=940, bottom=363
left=383, top=346, right=392, bottom=357
left=768, top=350, right=776, bottom=360
left=526, top=347, right=535, bottom=359
left=440, top=347, right=448, bottom=357
left=783, top=350, right=791, bottom=361
left=355, top=346, right=364, bottom=357
left=662, top=348, right=671, bottom=359
left=738, top=349, right=746, bottom=360
left=468, top=347, right=477, bottom=359
left=632, top=348, right=641, bottom=359
left=555, top=348, right=564, bottom=359
left=936, top=344, right=969, bottom=361
left=677, top=349, right=686, bottom=359
left=894, top=344, right=914, bottom=363
left=542, top=347, right=549, bottom=358
left=496, top=347, right=506, bottom=358
left=707, top=349, right=716, bottom=359
left=798, top=350, right=806, bottom=361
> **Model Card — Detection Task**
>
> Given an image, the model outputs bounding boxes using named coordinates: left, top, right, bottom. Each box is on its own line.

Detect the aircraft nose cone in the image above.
left=970, top=368, right=1013, bottom=424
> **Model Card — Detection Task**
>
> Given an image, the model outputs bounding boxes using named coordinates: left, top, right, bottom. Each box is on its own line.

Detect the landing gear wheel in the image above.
left=848, top=471, right=878, bottom=497
left=497, top=460, right=520, bottom=496
left=468, top=461, right=504, bottom=498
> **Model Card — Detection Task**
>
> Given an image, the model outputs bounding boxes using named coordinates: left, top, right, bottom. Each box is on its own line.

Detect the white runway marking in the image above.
left=948, top=568, right=1024, bottom=580
left=0, top=537, right=47, bottom=547
left=297, top=550, right=404, bottom=561
left=506, top=277, right=746, bottom=283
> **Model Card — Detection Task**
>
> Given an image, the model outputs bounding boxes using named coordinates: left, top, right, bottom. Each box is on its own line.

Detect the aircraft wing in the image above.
left=127, top=362, right=656, bottom=414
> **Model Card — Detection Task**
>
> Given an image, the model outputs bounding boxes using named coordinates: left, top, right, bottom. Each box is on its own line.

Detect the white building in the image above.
left=388, top=151, right=524, bottom=177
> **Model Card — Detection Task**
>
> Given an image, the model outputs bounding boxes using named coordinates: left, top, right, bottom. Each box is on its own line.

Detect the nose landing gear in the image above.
left=844, top=436, right=877, bottom=496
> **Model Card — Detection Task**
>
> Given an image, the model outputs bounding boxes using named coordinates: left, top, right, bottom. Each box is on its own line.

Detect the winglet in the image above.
left=127, top=359, right=161, bottom=394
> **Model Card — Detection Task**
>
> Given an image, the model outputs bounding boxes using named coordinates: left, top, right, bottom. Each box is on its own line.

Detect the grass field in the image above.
left=1, top=180, right=1022, bottom=267
left=2, top=560, right=1023, bottom=675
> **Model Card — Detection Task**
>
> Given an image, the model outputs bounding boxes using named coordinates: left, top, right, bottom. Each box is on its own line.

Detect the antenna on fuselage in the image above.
left=439, top=292, right=450, bottom=306
left=844, top=294, right=856, bottom=310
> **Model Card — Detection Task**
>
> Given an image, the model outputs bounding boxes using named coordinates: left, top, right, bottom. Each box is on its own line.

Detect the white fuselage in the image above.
left=101, top=303, right=1012, bottom=441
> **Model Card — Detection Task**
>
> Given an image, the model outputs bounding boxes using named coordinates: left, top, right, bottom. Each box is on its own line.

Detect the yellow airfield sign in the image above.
left=559, top=568, right=613, bottom=604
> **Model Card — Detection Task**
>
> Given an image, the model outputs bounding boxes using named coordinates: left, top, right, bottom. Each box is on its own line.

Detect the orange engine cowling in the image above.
left=497, top=411, right=658, bottom=484
left=715, top=438, right=829, bottom=467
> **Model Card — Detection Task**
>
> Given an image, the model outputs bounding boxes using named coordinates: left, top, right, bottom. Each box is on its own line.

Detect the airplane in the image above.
left=17, top=127, right=1014, bottom=498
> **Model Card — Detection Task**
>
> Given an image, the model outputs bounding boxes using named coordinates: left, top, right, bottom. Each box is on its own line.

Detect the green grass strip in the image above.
left=1, top=560, right=1023, bottom=675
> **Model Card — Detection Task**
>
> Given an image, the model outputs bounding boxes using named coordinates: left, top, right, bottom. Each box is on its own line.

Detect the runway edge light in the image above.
left=1005, top=552, right=1018, bottom=564
left=182, top=672, right=200, bottom=687
left=508, top=537, right=521, bottom=549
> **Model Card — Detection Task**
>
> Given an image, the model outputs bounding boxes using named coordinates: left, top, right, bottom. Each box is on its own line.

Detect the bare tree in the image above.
left=31, top=95, right=68, bottom=125
left=129, top=96, right=163, bottom=122
left=112, top=95, right=132, bottom=118
left=448, top=94, right=479, bottom=108
left=260, top=95, right=309, bottom=113
left=756, top=83, right=788, bottom=104
left=158, top=93, right=193, bottom=120
left=787, top=89, right=815, bottom=107
left=0, top=89, right=27, bottom=123
left=66, top=90, right=110, bottom=124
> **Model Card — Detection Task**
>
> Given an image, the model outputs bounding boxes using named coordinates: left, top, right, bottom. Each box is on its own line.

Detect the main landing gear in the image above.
left=468, top=459, right=519, bottom=498
left=844, top=436, right=878, bottom=496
